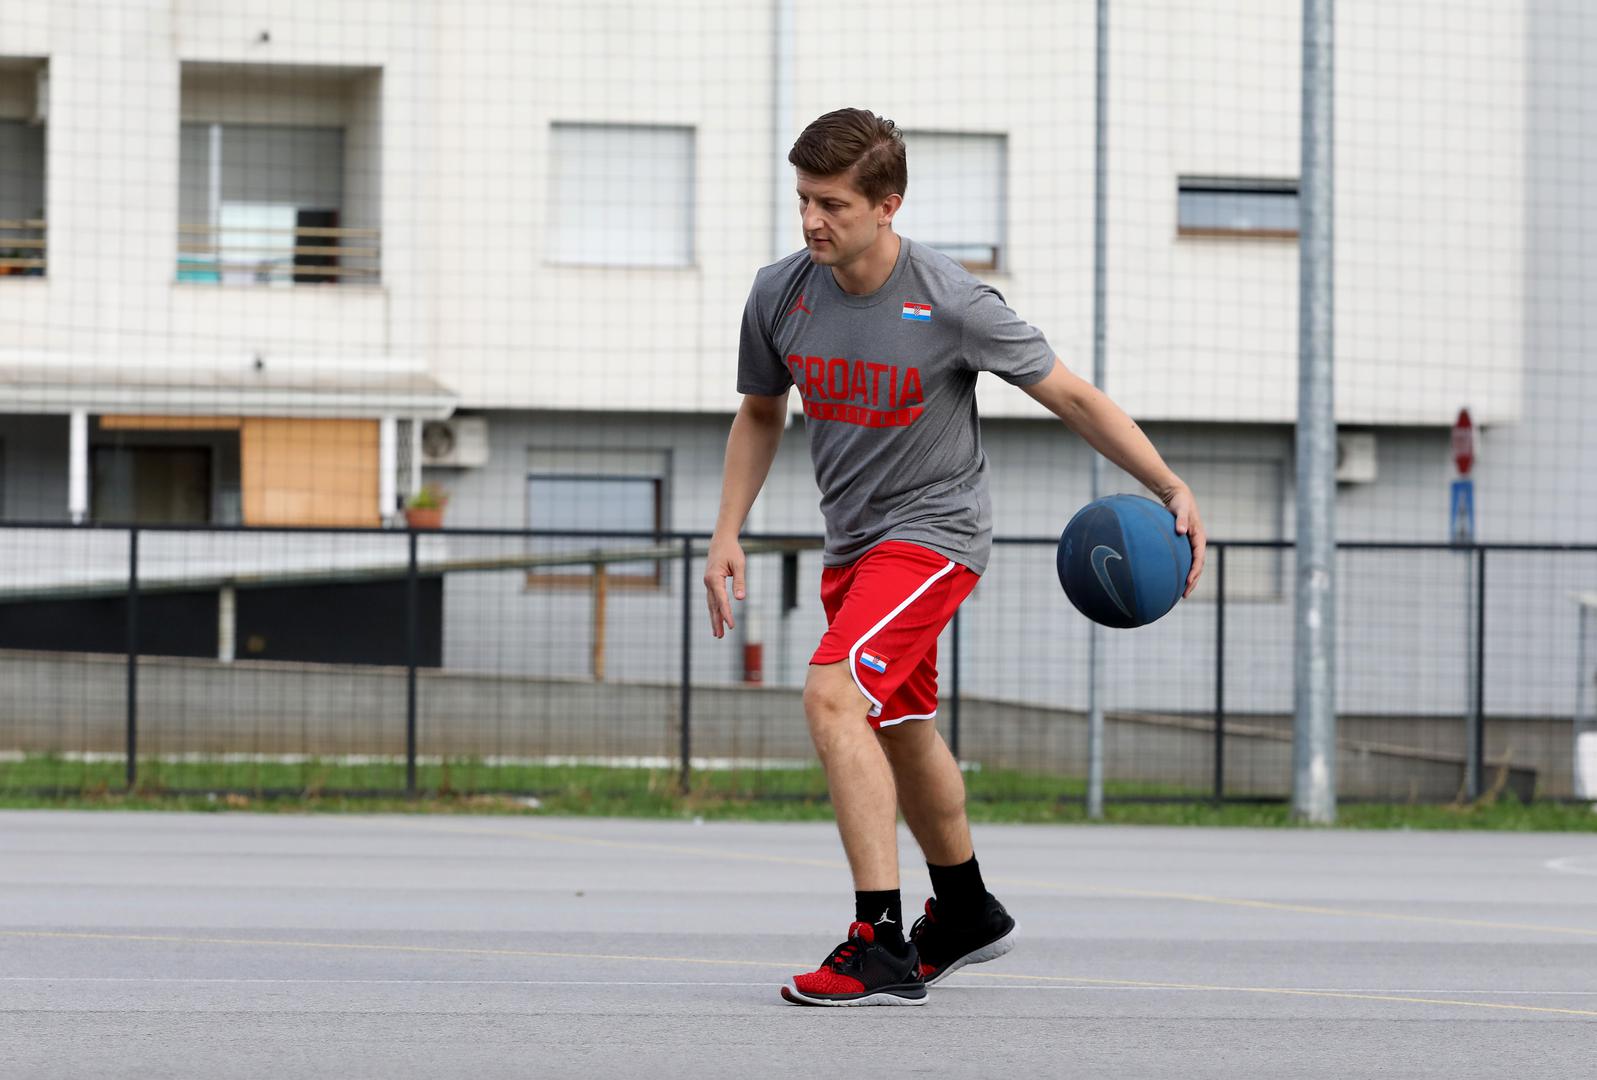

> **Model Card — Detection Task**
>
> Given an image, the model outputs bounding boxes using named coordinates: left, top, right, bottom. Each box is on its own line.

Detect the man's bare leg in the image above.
left=877, top=716, right=1015, bottom=983
left=876, top=719, right=972, bottom=866
left=803, top=661, right=900, bottom=890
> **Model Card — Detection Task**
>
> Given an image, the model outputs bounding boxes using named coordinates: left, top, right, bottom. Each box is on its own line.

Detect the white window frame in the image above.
left=897, top=131, right=1007, bottom=271
left=546, top=122, right=696, bottom=269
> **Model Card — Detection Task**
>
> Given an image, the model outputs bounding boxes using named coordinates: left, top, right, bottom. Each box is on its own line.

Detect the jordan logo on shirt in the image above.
left=786, top=293, right=812, bottom=318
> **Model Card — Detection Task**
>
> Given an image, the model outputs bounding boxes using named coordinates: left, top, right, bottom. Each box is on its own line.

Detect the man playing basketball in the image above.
left=705, top=108, right=1205, bottom=1006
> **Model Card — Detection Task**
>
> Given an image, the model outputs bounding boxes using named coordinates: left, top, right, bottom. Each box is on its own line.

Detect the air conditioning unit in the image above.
left=420, top=417, right=489, bottom=467
left=1335, top=431, right=1377, bottom=484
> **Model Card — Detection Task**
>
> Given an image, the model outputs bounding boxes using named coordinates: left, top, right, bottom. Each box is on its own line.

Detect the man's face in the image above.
left=796, top=168, right=898, bottom=267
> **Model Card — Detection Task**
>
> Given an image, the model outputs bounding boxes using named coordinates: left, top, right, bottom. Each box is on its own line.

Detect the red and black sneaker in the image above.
left=780, top=921, right=928, bottom=1007
left=908, top=893, right=1017, bottom=985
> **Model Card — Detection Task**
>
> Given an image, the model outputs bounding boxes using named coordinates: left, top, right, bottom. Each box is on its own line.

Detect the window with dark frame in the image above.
left=1177, top=177, right=1299, bottom=238
left=525, top=473, right=665, bottom=587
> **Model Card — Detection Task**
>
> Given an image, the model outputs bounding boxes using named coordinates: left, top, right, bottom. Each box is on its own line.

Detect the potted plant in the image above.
left=403, top=483, right=449, bottom=529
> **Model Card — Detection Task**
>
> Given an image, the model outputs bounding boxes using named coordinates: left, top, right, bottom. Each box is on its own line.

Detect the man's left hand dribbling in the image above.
left=1162, top=482, right=1206, bottom=599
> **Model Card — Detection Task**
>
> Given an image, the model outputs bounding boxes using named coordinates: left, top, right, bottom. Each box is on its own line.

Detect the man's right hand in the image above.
left=703, top=534, right=747, bottom=638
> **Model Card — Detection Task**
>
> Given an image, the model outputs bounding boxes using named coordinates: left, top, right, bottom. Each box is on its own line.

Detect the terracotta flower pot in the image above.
left=404, top=506, right=444, bottom=530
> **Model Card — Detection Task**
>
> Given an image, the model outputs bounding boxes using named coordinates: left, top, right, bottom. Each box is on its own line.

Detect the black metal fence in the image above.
left=1, top=521, right=1593, bottom=804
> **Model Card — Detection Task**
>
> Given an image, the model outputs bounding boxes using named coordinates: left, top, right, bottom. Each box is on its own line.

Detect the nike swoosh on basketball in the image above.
left=1090, top=545, right=1137, bottom=620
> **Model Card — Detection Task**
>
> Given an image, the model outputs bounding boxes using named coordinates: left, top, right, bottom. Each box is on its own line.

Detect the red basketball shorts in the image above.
left=809, top=540, right=980, bottom=730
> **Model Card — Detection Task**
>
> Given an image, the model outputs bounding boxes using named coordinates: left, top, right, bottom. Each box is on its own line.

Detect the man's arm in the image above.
left=704, top=392, right=789, bottom=637
left=1022, top=359, right=1207, bottom=597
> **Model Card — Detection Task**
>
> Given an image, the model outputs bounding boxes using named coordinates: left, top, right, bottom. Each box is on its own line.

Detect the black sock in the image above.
left=928, top=855, right=987, bottom=924
left=855, top=889, right=906, bottom=950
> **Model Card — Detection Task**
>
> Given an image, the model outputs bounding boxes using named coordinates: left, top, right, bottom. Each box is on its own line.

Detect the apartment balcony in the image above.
left=0, top=218, right=45, bottom=278
left=177, top=62, right=383, bottom=290
left=176, top=220, right=380, bottom=287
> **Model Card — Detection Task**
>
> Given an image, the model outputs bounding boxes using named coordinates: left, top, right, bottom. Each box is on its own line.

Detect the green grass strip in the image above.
left=2, top=754, right=1594, bottom=830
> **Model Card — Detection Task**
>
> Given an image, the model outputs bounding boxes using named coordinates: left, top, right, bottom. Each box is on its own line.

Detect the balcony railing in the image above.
left=176, top=223, right=381, bottom=285
left=0, top=219, right=47, bottom=277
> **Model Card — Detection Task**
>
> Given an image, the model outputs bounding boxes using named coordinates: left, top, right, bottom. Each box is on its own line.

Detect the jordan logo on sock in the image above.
left=875, top=910, right=896, bottom=926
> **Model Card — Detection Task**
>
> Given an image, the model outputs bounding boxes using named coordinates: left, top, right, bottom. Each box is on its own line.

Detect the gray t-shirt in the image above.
left=738, top=237, right=1056, bottom=574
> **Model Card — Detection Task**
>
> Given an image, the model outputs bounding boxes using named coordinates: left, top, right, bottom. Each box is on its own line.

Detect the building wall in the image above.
left=0, top=0, right=1532, bottom=422
left=0, top=0, right=1590, bottom=732
left=421, top=406, right=1594, bottom=721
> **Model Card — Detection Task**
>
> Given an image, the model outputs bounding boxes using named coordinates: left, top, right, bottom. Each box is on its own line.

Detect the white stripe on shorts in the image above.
left=847, top=559, right=957, bottom=718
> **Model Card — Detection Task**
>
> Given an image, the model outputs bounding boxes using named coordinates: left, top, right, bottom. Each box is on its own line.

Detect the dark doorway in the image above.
left=91, top=446, right=212, bottom=524
left=0, top=590, right=218, bottom=657
left=294, top=208, right=340, bottom=284
left=235, top=578, right=443, bottom=667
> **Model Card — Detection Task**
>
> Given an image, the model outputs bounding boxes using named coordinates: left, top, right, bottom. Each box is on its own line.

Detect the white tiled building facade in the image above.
left=0, top=0, right=1592, bottom=720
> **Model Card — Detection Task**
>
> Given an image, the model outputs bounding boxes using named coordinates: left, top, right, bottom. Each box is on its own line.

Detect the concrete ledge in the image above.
left=0, top=649, right=1545, bottom=800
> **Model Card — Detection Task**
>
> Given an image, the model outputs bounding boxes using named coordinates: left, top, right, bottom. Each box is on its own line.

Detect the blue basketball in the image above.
left=1056, top=494, right=1193, bottom=629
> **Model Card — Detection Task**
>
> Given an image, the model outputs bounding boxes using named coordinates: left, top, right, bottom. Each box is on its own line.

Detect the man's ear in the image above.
left=878, top=192, right=903, bottom=226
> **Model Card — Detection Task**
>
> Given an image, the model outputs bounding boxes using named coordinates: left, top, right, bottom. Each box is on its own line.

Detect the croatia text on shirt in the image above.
left=785, top=354, right=925, bottom=429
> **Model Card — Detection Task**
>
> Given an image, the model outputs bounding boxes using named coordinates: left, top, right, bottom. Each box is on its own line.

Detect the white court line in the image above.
left=4, top=976, right=1597, bottom=996
left=1545, top=855, right=1597, bottom=877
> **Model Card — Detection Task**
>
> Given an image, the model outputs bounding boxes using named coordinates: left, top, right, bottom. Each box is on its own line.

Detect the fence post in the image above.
left=1213, top=543, right=1226, bottom=803
left=950, top=608, right=961, bottom=760
left=126, top=526, right=139, bottom=792
left=1470, top=546, right=1487, bottom=799
left=680, top=536, right=693, bottom=795
left=591, top=558, right=608, bottom=681
left=406, top=528, right=418, bottom=798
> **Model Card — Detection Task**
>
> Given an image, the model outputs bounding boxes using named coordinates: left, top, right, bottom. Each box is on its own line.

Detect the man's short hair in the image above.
left=788, top=108, right=907, bottom=205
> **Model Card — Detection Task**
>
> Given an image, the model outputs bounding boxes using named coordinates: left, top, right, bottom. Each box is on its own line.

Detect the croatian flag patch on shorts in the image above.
left=901, top=302, right=932, bottom=322
left=858, top=651, right=889, bottom=674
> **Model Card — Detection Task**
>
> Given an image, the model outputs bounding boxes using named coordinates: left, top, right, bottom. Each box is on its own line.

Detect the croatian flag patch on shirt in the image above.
left=858, top=651, right=889, bottom=674
left=901, top=302, right=932, bottom=322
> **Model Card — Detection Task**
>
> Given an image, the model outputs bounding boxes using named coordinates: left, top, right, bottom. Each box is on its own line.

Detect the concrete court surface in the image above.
left=1, top=811, right=1595, bottom=1079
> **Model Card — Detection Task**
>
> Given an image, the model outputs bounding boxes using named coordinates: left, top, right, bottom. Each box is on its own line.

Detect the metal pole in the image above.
left=1086, top=0, right=1110, bottom=821
left=772, top=0, right=796, bottom=261
left=379, top=416, right=398, bottom=524
left=1293, top=0, right=1337, bottom=824
left=950, top=608, right=962, bottom=760
left=1462, top=545, right=1478, bottom=796
left=1461, top=545, right=1475, bottom=794
left=680, top=536, right=693, bottom=795
left=69, top=410, right=89, bottom=524
left=125, top=527, right=139, bottom=791
left=1578, top=604, right=1590, bottom=799
left=1578, top=606, right=1588, bottom=732
left=405, top=529, right=418, bottom=797
left=1470, top=548, right=1487, bottom=798
left=1213, top=544, right=1226, bottom=802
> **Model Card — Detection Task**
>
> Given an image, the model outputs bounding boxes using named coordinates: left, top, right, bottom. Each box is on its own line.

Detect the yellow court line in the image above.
left=5, top=928, right=1594, bottom=1019
left=379, top=820, right=1597, bottom=941
left=394, top=821, right=845, bottom=871
left=950, top=969, right=1597, bottom=1020
left=997, top=875, right=1597, bottom=940
left=0, top=929, right=782, bottom=971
